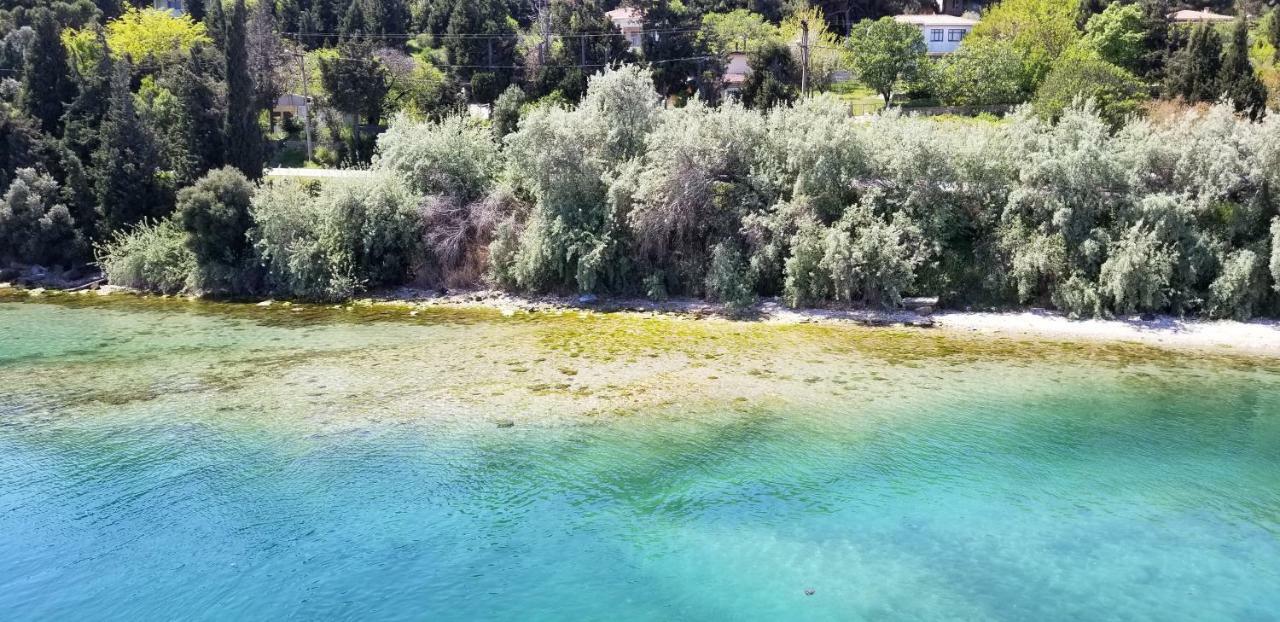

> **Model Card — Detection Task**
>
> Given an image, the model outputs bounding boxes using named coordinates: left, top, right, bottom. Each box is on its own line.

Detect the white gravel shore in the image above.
left=932, top=310, right=1280, bottom=356
left=382, top=288, right=1280, bottom=357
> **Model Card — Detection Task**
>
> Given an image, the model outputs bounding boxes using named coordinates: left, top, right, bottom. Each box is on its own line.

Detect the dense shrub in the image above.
left=97, top=217, right=195, bottom=294
left=933, top=39, right=1026, bottom=107
left=1033, top=55, right=1145, bottom=128
left=174, top=166, right=254, bottom=294
left=630, top=100, right=772, bottom=294
left=373, top=115, right=499, bottom=203
left=491, top=85, right=526, bottom=140
left=502, top=66, right=660, bottom=292
left=250, top=175, right=420, bottom=301
left=704, top=241, right=755, bottom=310
left=1272, top=218, right=1280, bottom=293
left=80, top=66, right=1280, bottom=321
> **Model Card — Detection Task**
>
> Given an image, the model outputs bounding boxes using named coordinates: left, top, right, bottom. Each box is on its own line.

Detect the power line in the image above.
left=318, top=54, right=718, bottom=71
left=281, top=26, right=705, bottom=41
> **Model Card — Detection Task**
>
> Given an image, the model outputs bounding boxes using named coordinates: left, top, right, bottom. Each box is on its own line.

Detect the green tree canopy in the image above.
left=846, top=16, right=925, bottom=105
left=175, top=166, right=255, bottom=293
left=1164, top=23, right=1222, bottom=103
left=95, top=6, right=212, bottom=64
left=1082, top=1, right=1146, bottom=71
left=319, top=40, right=390, bottom=162
left=640, top=0, right=704, bottom=98
left=1034, top=52, right=1145, bottom=129
left=444, top=0, right=516, bottom=104
left=92, top=60, right=171, bottom=234
left=700, top=9, right=781, bottom=56
left=933, top=38, right=1025, bottom=106
left=968, top=0, right=1079, bottom=91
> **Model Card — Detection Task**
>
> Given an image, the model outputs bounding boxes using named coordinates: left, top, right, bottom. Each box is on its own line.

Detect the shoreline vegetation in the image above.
left=5, top=281, right=1278, bottom=358
left=10, top=68, right=1280, bottom=328
left=49, top=67, right=1275, bottom=326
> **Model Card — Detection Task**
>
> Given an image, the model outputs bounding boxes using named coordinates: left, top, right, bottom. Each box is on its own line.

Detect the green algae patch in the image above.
left=3, top=288, right=1277, bottom=377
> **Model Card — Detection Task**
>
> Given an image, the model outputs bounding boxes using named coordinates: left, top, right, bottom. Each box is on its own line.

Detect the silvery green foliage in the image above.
left=1272, top=218, right=1280, bottom=294
left=97, top=217, right=195, bottom=295
left=251, top=180, right=358, bottom=301
left=1098, top=223, right=1175, bottom=314
left=502, top=66, right=661, bottom=292
left=1209, top=249, right=1265, bottom=320
left=856, top=110, right=1013, bottom=300
left=0, top=168, right=82, bottom=266
left=629, top=100, right=771, bottom=292
left=373, top=114, right=499, bottom=203
left=250, top=175, right=420, bottom=301
left=781, top=195, right=927, bottom=309
left=704, top=241, right=755, bottom=310
left=766, top=96, right=866, bottom=220
left=1000, top=104, right=1125, bottom=314
left=783, top=215, right=829, bottom=307
left=576, top=65, right=662, bottom=164
left=1004, top=102, right=1124, bottom=256
left=0, top=78, right=19, bottom=102
left=822, top=200, right=927, bottom=308
left=373, top=114, right=521, bottom=288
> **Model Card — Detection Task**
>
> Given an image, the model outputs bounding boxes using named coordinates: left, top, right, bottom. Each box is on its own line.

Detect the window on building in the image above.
left=948, top=29, right=966, bottom=42
left=930, top=29, right=944, bottom=42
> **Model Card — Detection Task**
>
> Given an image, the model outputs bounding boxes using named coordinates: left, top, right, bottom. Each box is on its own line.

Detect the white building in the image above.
left=1169, top=9, right=1234, bottom=24
left=893, top=14, right=979, bottom=56
left=154, top=0, right=186, bottom=15
left=605, top=7, right=644, bottom=53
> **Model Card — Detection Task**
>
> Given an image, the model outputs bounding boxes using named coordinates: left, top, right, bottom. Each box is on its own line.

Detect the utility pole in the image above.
left=297, top=51, right=312, bottom=163
left=800, top=19, right=810, bottom=98
left=538, top=0, right=550, bottom=66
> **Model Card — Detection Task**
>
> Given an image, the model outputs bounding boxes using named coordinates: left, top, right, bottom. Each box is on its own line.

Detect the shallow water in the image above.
left=1, top=296, right=1278, bottom=621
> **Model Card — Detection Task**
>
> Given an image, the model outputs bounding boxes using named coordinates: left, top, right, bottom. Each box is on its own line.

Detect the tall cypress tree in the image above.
left=1165, top=24, right=1222, bottom=103
left=61, top=33, right=114, bottom=165
left=341, top=0, right=367, bottom=39
left=1270, top=9, right=1280, bottom=62
left=189, top=0, right=207, bottom=23
left=640, top=0, right=702, bottom=98
left=20, top=9, right=77, bottom=136
left=1221, top=17, right=1267, bottom=119
left=444, top=0, right=515, bottom=103
left=1135, top=0, right=1170, bottom=80
left=93, top=60, right=171, bottom=234
left=206, top=0, right=227, bottom=53
left=224, top=0, right=264, bottom=179
left=172, top=45, right=226, bottom=185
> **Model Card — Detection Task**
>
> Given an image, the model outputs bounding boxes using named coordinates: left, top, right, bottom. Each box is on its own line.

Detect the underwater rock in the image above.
left=496, top=419, right=515, bottom=428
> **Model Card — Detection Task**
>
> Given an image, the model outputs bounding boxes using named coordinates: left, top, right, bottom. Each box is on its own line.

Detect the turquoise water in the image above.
left=1, top=298, right=1279, bottom=620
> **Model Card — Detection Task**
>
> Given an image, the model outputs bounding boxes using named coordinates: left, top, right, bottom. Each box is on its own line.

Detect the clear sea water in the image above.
left=1, top=296, right=1278, bottom=621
